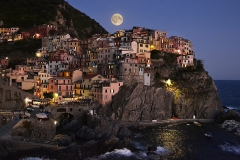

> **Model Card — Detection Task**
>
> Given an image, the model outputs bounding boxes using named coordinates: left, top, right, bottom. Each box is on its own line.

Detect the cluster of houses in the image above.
left=0, top=27, right=22, bottom=42
left=0, top=24, right=57, bottom=42
left=1, top=26, right=195, bottom=105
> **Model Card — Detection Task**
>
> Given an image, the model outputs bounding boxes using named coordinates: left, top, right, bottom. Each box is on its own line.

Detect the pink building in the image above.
left=92, top=78, right=123, bottom=105
left=132, top=27, right=143, bottom=33
left=48, top=77, right=74, bottom=102
left=96, top=39, right=109, bottom=48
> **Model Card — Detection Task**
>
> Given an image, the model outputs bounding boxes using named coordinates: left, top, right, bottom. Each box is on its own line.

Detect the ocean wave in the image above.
left=219, top=142, right=240, bottom=155
left=226, top=106, right=240, bottom=111
left=86, top=148, right=138, bottom=160
left=20, top=158, right=43, bottom=160
left=87, top=146, right=169, bottom=160
left=20, top=156, right=53, bottom=160
left=155, top=146, right=169, bottom=155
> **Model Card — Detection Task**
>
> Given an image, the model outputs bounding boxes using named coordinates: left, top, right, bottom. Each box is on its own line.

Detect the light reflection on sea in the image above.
left=131, top=122, right=240, bottom=160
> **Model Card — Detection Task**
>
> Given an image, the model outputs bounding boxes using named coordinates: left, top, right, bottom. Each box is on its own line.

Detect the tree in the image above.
left=150, top=50, right=161, bottom=59
left=196, top=60, right=204, bottom=71
left=43, top=92, right=54, bottom=99
left=49, top=29, right=58, bottom=36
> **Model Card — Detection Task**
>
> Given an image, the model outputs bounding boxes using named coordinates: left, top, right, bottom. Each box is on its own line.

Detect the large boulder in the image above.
left=216, top=109, right=240, bottom=123
left=77, top=135, right=119, bottom=159
left=54, top=134, right=72, bottom=146
left=94, top=117, right=133, bottom=137
left=235, top=128, right=240, bottom=136
left=222, top=120, right=240, bottom=133
left=0, top=144, right=8, bottom=159
left=117, top=126, right=133, bottom=137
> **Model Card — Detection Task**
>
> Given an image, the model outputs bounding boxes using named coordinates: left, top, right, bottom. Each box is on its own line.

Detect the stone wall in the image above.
left=0, top=79, right=37, bottom=110
left=45, top=102, right=99, bottom=120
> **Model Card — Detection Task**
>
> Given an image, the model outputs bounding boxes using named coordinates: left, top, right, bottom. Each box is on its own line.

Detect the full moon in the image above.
left=111, top=13, right=123, bottom=26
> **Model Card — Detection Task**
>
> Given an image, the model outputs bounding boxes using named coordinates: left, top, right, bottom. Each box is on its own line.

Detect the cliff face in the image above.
left=100, top=71, right=222, bottom=122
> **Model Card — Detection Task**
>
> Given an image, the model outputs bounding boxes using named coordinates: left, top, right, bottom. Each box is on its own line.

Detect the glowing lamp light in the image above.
left=54, top=93, right=58, bottom=98
left=36, top=53, right=41, bottom=57
left=166, top=79, right=172, bottom=86
left=54, top=121, right=57, bottom=125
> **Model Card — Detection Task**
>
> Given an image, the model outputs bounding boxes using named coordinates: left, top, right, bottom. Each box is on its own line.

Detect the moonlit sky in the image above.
left=66, top=0, right=240, bottom=80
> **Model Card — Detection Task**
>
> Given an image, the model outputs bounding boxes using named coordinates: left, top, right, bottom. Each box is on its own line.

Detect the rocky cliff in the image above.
left=100, top=70, right=222, bottom=122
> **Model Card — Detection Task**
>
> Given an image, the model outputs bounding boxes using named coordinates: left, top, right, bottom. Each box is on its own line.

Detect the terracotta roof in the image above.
left=83, top=74, right=98, bottom=79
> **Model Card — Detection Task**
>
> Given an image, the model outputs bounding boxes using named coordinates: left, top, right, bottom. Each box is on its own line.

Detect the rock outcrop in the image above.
left=100, top=71, right=222, bottom=122
left=222, top=120, right=240, bottom=136
left=0, top=144, right=8, bottom=159
left=11, top=119, right=56, bottom=142
left=75, top=117, right=133, bottom=140
left=216, top=109, right=240, bottom=123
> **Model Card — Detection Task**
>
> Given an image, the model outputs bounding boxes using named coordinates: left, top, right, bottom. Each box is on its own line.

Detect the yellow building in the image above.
left=75, top=74, right=98, bottom=100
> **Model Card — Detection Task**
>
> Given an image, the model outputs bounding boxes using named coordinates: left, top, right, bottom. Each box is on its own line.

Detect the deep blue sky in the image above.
left=66, top=0, right=240, bottom=80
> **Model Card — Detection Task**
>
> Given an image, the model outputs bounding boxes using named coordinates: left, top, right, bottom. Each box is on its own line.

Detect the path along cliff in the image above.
left=100, top=71, right=223, bottom=122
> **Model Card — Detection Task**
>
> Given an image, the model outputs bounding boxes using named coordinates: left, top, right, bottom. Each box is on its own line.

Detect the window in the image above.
left=105, top=89, right=107, bottom=93
left=110, top=89, right=114, bottom=93
left=59, top=86, right=61, bottom=91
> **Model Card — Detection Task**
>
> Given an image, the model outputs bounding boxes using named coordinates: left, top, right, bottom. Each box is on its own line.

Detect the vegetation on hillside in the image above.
left=0, top=0, right=108, bottom=38
left=0, top=39, right=41, bottom=58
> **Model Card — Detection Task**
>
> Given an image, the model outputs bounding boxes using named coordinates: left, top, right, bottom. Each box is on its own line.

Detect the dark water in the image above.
left=214, top=80, right=240, bottom=113
left=88, top=80, right=240, bottom=160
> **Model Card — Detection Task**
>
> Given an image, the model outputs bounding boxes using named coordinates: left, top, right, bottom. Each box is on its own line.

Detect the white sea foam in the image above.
left=155, top=146, right=169, bottom=155
left=219, top=142, right=240, bottom=155
left=88, top=148, right=153, bottom=160
left=98, top=148, right=134, bottom=159
left=132, top=141, right=147, bottom=150
left=20, top=158, right=43, bottom=160
left=226, top=106, right=239, bottom=110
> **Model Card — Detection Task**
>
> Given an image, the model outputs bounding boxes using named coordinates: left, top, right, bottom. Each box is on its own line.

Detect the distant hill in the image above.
left=0, top=0, right=108, bottom=38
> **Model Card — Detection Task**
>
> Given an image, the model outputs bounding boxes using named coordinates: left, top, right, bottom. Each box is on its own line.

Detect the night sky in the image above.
left=66, top=0, right=240, bottom=80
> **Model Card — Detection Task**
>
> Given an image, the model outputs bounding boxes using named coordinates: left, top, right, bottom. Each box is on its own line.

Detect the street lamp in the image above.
left=166, top=79, right=172, bottom=86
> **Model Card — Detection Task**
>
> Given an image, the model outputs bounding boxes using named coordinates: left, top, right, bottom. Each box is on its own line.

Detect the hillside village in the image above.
left=0, top=25, right=195, bottom=106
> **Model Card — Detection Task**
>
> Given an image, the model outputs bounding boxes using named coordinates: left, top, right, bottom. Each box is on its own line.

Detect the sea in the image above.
left=23, top=80, right=240, bottom=160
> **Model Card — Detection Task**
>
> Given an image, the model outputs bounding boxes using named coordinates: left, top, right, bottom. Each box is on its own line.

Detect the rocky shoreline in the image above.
left=0, top=107, right=239, bottom=160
